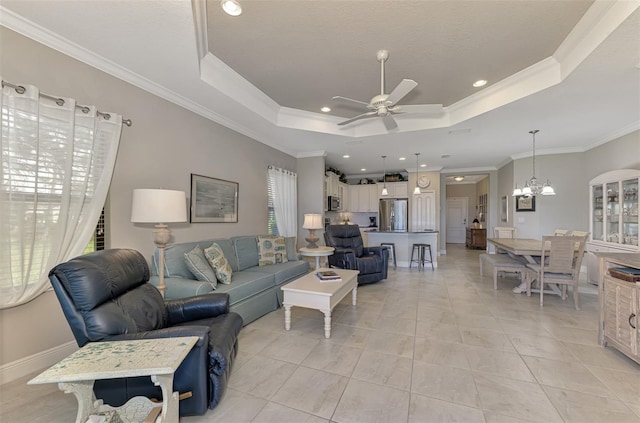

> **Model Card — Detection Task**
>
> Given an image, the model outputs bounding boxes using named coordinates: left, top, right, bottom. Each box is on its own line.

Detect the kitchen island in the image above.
left=366, top=231, right=439, bottom=268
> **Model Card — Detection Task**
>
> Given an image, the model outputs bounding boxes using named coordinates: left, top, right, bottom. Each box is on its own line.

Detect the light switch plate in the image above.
left=518, top=217, right=525, bottom=223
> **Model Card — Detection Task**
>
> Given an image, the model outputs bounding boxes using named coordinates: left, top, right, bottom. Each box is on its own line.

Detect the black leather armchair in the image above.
left=324, top=224, right=389, bottom=285
left=48, top=249, right=243, bottom=416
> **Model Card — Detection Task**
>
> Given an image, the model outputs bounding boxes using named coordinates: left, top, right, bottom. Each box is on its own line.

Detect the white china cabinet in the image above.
left=587, top=169, right=640, bottom=284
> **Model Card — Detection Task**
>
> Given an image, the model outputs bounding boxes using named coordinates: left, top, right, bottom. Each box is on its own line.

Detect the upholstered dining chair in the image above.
left=524, top=235, right=588, bottom=310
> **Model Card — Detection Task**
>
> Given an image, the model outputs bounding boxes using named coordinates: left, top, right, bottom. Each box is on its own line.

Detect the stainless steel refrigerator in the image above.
left=379, top=198, right=408, bottom=232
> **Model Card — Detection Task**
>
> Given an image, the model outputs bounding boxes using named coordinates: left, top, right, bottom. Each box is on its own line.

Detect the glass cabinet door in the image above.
left=621, top=178, right=638, bottom=246
left=606, top=182, right=620, bottom=243
left=592, top=185, right=603, bottom=242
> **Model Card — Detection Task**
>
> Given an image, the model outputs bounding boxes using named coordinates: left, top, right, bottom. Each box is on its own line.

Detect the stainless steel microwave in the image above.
left=328, top=196, right=341, bottom=211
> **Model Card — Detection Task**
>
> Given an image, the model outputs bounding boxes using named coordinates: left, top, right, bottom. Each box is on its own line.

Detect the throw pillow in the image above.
left=184, top=245, right=217, bottom=289
left=204, top=243, right=233, bottom=284
left=257, top=235, right=288, bottom=266
left=284, top=236, right=299, bottom=261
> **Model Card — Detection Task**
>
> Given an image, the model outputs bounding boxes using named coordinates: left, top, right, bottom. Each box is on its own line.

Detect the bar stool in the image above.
left=410, top=243, right=434, bottom=270
left=380, top=242, right=396, bottom=269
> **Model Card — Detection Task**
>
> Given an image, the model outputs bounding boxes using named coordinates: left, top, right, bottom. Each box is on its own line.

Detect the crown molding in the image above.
left=442, top=167, right=497, bottom=174
left=585, top=121, right=640, bottom=151
left=0, top=6, right=303, bottom=159
left=554, top=0, right=640, bottom=79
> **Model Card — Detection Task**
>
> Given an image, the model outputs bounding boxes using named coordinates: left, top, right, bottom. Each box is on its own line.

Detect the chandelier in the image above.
left=512, top=130, right=555, bottom=197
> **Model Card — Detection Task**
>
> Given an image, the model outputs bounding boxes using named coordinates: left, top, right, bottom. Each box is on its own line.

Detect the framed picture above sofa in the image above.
left=190, top=174, right=238, bottom=223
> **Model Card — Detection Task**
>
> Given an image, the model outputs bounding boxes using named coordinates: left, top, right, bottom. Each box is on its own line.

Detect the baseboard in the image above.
left=0, top=341, right=77, bottom=385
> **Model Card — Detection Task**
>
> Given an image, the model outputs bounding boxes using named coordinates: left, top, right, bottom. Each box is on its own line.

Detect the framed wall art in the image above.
left=190, top=174, right=238, bottom=223
left=500, top=195, right=509, bottom=222
left=515, top=195, right=535, bottom=212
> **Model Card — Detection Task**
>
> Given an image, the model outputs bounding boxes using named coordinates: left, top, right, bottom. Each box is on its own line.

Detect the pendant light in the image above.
left=413, top=153, right=421, bottom=195
left=381, top=155, right=388, bottom=196
left=512, top=130, right=556, bottom=197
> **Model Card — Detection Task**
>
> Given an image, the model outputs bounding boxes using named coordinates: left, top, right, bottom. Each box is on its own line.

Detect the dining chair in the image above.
left=553, top=229, right=570, bottom=236
left=524, top=235, right=588, bottom=310
left=569, top=230, right=589, bottom=237
left=492, top=226, right=516, bottom=255
left=493, top=226, right=517, bottom=239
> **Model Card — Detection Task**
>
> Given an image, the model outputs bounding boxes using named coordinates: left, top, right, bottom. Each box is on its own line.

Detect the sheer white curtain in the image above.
left=267, top=166, right=297, bottom=237
left=0, top=83, right=122, bottom=308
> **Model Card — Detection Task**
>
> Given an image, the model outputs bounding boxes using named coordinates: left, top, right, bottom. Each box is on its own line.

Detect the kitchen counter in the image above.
left=366, top=231, right=439, bottom=268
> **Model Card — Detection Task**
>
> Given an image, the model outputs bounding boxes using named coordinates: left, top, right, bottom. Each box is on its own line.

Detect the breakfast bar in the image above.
left=366, top=230, right=438, bottom=268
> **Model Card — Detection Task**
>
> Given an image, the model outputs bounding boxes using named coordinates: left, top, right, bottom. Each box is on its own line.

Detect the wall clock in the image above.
left=418, top=176, right=431, bottom=188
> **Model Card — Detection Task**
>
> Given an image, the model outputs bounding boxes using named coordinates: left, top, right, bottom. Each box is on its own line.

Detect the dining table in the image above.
left=486, top=237, right=582, bottom=297
left=486, top=238, right=545, bottom=264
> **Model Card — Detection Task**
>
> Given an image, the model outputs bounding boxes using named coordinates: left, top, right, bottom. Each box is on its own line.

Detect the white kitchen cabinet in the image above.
left=349, top=184, right=379, bottom=212
left=338, top=182, right=349, bottom=210
left=588, top=169, right=639, bottom=284
left=369, top=184, right=379, bottom=211
left=325, top=173, right=340, bottom=197
left=379, top=182, right=408, bottom=198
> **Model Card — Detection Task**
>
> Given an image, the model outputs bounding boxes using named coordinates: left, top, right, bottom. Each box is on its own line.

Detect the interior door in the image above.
left=447, top=197, right=468, bottom=243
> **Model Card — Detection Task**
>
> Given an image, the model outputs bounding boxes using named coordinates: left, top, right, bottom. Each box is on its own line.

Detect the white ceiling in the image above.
left=1, top=1, right=639, bottom=178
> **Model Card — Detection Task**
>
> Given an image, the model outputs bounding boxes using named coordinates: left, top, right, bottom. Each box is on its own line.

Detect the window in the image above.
left=1, top=83, right=122, bottom=308
left=83, top=208, right=106, bottom=254
left=267, top=175, right=279, bottom=235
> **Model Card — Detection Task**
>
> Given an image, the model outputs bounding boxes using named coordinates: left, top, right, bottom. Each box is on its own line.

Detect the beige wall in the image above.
left=0, top=28, right=297, bottom=370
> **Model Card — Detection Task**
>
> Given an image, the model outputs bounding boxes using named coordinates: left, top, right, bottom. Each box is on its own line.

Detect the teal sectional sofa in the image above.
left=150, top=236, right=309, bottom=325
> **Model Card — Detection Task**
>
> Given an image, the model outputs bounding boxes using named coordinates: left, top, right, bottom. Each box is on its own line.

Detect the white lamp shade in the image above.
left=131, top=189, right=187, bottom=223
left=303, top=213, right=323, bottom=229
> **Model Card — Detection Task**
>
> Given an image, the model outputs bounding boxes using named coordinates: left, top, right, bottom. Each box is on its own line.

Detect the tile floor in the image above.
left=2, top=244, right=639, bottom=422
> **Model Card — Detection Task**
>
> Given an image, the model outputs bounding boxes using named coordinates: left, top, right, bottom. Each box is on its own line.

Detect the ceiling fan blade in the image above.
left=332, top=96, right=371, bottom=109
left=396, top=104, right=444, bottom=114
left=337, top=111, right=377, bottom=126
left=386, top=79, right=417, bottom=105
left=382, top=114, right=398, bottom=130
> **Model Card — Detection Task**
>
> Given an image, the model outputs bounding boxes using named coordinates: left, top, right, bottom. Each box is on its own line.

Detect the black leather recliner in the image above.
left=324, top=224, right=389, bottom=285
left=48, top=248, right=243, bottom=416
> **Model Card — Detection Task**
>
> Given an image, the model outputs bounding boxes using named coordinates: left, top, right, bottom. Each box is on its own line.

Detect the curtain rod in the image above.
left=1, top=80, right=132, bottom=127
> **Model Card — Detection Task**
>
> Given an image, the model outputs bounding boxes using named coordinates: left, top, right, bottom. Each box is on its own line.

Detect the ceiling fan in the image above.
left=332, top=49, right=442, bottom=130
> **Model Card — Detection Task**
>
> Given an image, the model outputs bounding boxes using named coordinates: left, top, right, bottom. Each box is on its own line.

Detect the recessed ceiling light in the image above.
left=321, top=106, right=331, bottom=113
left=473, top=79, right=487, bottom=87
left=361, top=168, right=366, bottom=172
left=420, top=164, right=427, bottom=168
left=343, top=154, right=350, bottom=158
left=454, top=176, right=465, bottom=182
left=399, top=157, right=406, bottom=161
left=221, top=0, right=242, bottom=16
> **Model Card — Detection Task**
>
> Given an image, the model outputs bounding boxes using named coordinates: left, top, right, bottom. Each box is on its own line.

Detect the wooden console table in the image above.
left=28, top=337, right=198, bottom=423
left=466, top=228, right=486, bottom=249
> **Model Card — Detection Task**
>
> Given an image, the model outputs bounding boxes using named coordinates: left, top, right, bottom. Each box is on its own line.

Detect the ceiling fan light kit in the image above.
left=512, top=130, right=556, bottom=197
left=332, top=49, right=441, bottom=131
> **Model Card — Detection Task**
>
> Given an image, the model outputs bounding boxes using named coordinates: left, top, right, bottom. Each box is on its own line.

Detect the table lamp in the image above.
left=303, top=213, right=323, bottom=248
left=131, top=189, right=187, bottom=297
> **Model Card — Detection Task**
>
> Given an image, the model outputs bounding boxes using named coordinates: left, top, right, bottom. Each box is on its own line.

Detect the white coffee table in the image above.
left=28, top=337, right=198, bottom=423
left=299, top=246, right=335, bottom=270
left=281, top=267, right=359, bottom=338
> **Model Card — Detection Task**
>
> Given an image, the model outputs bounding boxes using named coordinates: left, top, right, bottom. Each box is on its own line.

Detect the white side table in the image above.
left=28, top=337, right=198, bottom=423
left=300, top=246, right=335, bottom=270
